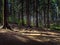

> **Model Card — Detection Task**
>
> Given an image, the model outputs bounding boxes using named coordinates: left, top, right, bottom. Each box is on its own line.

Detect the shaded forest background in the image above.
left=0, top=0, right=60, bottom=30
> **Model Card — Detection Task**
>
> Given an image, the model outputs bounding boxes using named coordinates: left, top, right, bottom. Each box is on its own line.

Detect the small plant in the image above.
left=50, top=23, right=60, bottom=30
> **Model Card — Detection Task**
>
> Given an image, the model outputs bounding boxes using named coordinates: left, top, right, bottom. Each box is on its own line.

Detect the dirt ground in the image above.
left=0, top=29, right=60, bottom=45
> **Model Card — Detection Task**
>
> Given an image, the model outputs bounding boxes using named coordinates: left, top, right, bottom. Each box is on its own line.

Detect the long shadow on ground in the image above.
left=0, top=31, right=60, bottom=45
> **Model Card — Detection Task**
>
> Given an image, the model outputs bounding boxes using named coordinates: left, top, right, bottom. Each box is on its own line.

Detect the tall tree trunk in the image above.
left=46, top=0, right=50, bottom=28
left=33, top=0, right=35, bottom=26
left=2, top=0, right=12, bottom=30
left=56, top=6, right=59, bottom=25
left=26, top=0, right=30, bottom=27
left=21, top=0, right=24, bottom=26
left=43, top=0, right=46, bottom=27
left=35, top=0, right=38, bottom=27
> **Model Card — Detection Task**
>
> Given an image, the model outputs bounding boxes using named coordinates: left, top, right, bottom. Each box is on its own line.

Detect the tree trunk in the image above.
left=46, top=0, right=50, bottom=28
left=26, top=0, right=30, bottom=27
left=21, top=0, right=24, bottom=26
left=43, top=0, right=46, bottom=27
left=35, top=0, right=38, bottom=27
left=2, top=0, right=12, bottom=30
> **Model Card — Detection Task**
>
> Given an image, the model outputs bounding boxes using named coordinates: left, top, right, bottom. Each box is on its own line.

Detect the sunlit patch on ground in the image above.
left=0, top=29, right=9, bottom=33
left=17, top=29, right=60, bottom=42
left=0, top=28, right=60, bottom=43
left=13, top=35, right=29, bottom=42
left=26, top=36, right=50, bottom=42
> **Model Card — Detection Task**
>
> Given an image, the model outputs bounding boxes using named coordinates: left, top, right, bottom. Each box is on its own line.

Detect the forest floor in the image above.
left=0, top=28, right=60, bottom=45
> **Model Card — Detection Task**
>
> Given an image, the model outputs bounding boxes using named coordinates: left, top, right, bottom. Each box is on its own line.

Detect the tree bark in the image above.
left=2, top=0, right=12, bottom=30
left=43, top=0, right=46, bottom=27
left=46, top=0, right=50, bottom=28
left=21, top=0, right=24, bottom=26
left=26, top=0, right=30, bottom=27
left=35, top=0, right=38, bottom=27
